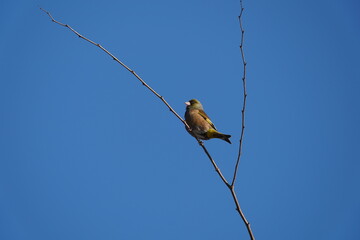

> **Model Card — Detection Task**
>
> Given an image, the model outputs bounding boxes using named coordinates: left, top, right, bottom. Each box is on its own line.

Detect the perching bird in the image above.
left=184, top=99, right=231, bottom=144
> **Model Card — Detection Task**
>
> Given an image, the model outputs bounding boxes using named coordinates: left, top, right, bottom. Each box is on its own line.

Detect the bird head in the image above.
left=185, top=99, right=204, bottom=110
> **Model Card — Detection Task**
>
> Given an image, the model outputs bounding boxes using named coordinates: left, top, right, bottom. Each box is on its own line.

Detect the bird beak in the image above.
left=185, top=101, right=190, bottom=106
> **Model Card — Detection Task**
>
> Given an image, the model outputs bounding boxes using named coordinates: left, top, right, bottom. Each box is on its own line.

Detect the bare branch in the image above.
left=40, top=7, right=232, bottom=187
left=230, top=186, right=255, bottom=240
left=199, top=141, right=230, bottom=186
left=232, top=0, right=247, bottom=187
left=229, top=1, right=256, bottom=240
left=39, top=8, right=188, bottom=130
left=40, top=7, right=254, bottom=239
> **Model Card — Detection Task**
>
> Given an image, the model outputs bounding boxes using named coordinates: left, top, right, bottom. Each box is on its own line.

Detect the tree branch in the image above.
left=232, top=0, right=247, bottom=187
left=230, top=186, right=255, bottom=240
left=40, top=7, right=254, bottom=239
left=229, top=1, right=256, bottom=239
left=40, top=8, right=188, bottom=130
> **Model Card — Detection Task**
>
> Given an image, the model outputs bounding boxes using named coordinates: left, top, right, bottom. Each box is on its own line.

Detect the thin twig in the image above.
left=232, top=0, right=247, bottom=187
left=39, top=7, right=232, bottom=185
left=230, top=187, right=255, bottom=240
left=39, top=8, right=189, bottom=130
left=40, top=7, right=254, bottom=239
left=199, top=142, right=229, bottom=186
left=229, top=1, right=256, bottom=240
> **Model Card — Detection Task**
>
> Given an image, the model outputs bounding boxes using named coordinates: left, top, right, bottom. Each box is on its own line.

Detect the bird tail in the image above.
left=207, top=129, right=232, bottom=144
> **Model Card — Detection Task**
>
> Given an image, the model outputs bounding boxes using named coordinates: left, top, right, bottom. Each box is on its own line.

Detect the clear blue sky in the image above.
left=1, top=0, right=359, bottom=239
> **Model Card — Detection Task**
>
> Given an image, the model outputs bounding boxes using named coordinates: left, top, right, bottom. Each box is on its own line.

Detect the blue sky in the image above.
left=1, top=0, right=359, bottom=239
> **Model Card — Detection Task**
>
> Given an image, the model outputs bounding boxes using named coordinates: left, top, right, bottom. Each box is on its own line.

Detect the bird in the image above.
left=184, top=99, right=231, bottom=144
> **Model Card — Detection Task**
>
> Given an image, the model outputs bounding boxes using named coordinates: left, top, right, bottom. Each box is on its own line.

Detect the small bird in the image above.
left=184, top=99, right=231, bottom=144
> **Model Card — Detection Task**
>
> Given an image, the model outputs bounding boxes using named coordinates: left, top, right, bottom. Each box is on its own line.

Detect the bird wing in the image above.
left=198, top=109, right=217, bottom=130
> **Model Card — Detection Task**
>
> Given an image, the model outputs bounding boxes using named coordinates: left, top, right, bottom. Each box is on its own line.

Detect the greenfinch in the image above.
left=184, top=99, right=231, bottom=144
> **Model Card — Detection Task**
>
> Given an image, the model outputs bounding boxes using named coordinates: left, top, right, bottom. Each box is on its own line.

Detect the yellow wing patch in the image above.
left=198, top=110, right=217, bottom=130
